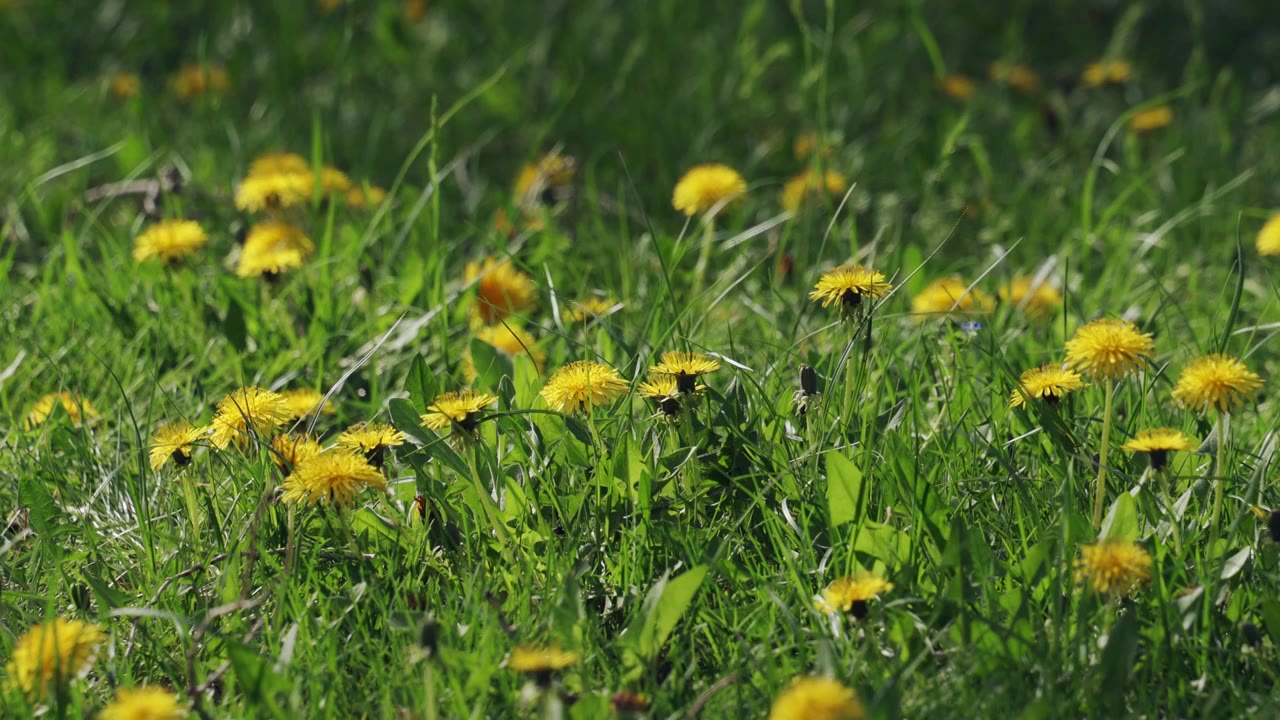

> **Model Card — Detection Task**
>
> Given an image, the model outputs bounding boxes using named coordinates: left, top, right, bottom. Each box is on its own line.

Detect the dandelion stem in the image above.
left=1091, top=381, right=1116, bottom=529
left=691, top=218, right=716, bottom=297
left=423, top=657, right=438, bottom=720
left=1209, top=411, right=1227, bottom=550
left=466, top=445, right=513, bottom=554
left=1160, top=469, right=1183, bottom=556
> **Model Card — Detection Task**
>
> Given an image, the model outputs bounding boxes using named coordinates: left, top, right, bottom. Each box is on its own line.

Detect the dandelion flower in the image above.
left=24, top=391, right=99, bottom=430
left=172, top=63, right=228, bottom=102
left=563, top=296, right=619, bottom=323
left=938, top=73, right=975, bottom=101
left=421, top=390, right=497, bottom=432
left=1082, top=59, right=1132, bottom=87
left=465, top=256, right=537, bottom=325
left=810, top=264, right=892, bottom=315
left=793, top=132, right=834, bottom=160
left=3, top=618, right=104, bottom=698
left=270, top=433, right=323, bottom=471
left=462, top=323, right=545, bottom=382
left=1129, top=105, right=1173, bottom=134
left=911, top=277, right=994, bottom=318
left=1171, top=354, right=1263, bottom=413
left=235, top=221, right=315, bottom=278
left=989, top=61, right=1040, bottom=94
left=234, top=172, right=313, bottom=212
left=649, top=351, right=720, bottom=394
left=610, top=690, right=652, bottom=715
left=110, top=72, right=141, bottom=100
left=814, top=573, right=893, bottom=619
left=208, top=387, right=291, bottom=449
left=281, top=451, right=387, bottom=507
left=672, top=164, right=747, bottom=217
left=540, top=361, right=628, bottom=413
left=514, top=153, right=577, bottom=207
left=100, top=686, right=187, bottom=720
left=149, top=421, right=206, bottom=470
left=509, top=644, right=580, bottom=686
left=781, top=169, right=848, bottom=213
left=1009, top=365, right=1086, bottom=409
left=769, top=677, right=865, bottom=720
left=638, top=375, right=688, bottom=417
left=1257, top=213, right=1280, bottom=257
left=1064, top=318, right=1154, bottom=380
left=133, top=220, right=208, bottom=264
left=998, top=276, right=1061, bottom=320
left=1122, top=428, right=1195, bottom=471
left=1075, top=541, right=1151, bottom=596
left=345, top=185, right=387, bottom=209
left=248, top=152, right=310, bottom=177
left=279, top=387, right=336, bottom=421
left=337, top=422, right=406, bottom=466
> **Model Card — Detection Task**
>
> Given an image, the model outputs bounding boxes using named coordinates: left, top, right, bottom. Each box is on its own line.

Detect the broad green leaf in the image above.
left=1220, top=546, right=1252, bottom=580
left=630, top=565, right=708, bottom=659
left=469, top=338, right=513, bottom=392
left=19, top=475, right=58, bottom=534
left=1100, top=491, right=1139, bottom=541
left=826, top=451, right=863, bottom=528
left=1098, top=611, right=1140, bottom=704
left=389, top=398, right=471, bottom=479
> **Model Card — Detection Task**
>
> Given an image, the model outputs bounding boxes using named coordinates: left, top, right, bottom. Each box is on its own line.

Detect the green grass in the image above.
left=4, top=1, right=1280, bottom=717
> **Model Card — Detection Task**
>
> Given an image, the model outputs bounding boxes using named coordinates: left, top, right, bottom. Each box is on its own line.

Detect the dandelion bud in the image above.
left=799, top=365, right=818, bottom=396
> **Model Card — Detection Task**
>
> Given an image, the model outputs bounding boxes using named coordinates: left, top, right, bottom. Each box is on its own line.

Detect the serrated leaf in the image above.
left=826, top=452, right=863, bottom=528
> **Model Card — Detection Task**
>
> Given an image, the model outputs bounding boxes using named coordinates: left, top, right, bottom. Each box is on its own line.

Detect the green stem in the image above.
left=1160, top=469, right=1183, bottom=557
left=1209, top=411, right=1227, bottom=551
left=467, top=444, right=514, bottom=552
left=179, top=472, right=202, bottom=539
left=842, top=337, right=857, bottom=432
left=423, top=657, right=438, bottom=720
left=1091, top=382, right=1116, bottom=530
left=692, top=217, right=716, bottom=297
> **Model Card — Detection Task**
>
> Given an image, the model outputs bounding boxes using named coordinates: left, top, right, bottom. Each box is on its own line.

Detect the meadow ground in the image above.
left=3, top=1, right=1280, bottom=718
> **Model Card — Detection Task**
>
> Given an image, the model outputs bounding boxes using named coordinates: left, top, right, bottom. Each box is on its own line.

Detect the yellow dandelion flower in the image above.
left=814, top=573, right=893, bottom=618
left=910, top=277, right=995, bottom=318
left=281, top=451, right=387, bottom=507
left=1171, top=354, right=1263, bottom=413
left=421, top=390, right=497, bottom=432
left=1074, top=541, right=1151, bottom=596
left=465, top=256, right=537, bottom=325
left=769, top=677, right=865, bottom=720
left=279, top=387, right=336, bottom=421
left=508, top=644, right=580, bottom=681
left=1064, top=318, right=1154, bottom=380
left=110, top=72, right=141, bottom=100
left=1082, top=59, right=1132, bottom=88
left=998, top=276, right=1061, bottom=320
left=336, top=422, right=407, bottom=458
left=345, top=185, right=387, bottom=209
left=149, top=421, right=206, bottom=471
left=133, top=220, right=208, bottom=264
left=100, top=686, right=187, bottom=720
left=462, top=323, right=546, bottom=382
left=24, top=391, right=99, bottom=430
left=1009, top=364, right=1086, bottom=409
left=208, top=387, right=291, bottom=449
left=781, top=169, right=848, bottom=213
left=1122, top=428, right=1195, bottom=471
left=172, top=63, right=229, bottom=102
left=3, top=618, right=105, bottom=698
left=1257, top=213, right=1280, bottom=257
left=793, top=132, right=834, bottom=160
left=563, top=296, right=620, bottom=323
left=809, top=264, right=892, bottom=315
left=235, top=221, right=315, bottom=278
left=540, top=360, right=628, bottom=413
left=672, top=164, right=748, bottom=217
left=989, top=61, right=1040, bottom=94
left=316, top=166, right=352, bottom=194
left=649, top=351, right=720, bottom=394
left=638, top=374, right=692, bottom=417
left=1129, top=105, right=1173, bottom=134
left=270, top=433, right=323, bottom=471
left=514, top=153, right=577, bottom=206
left=234, top=171, right=313, bottom=213
left=938, top=73, right=975, bottom=101
left=248, top=152, right=310, bottom=177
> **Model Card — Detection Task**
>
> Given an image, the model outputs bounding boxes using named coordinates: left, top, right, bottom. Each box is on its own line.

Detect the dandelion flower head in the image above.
left=540, top=360, right=628, bottom=413
left=100, top=686, right=188, bottom=720
left=24, top=391, right=99, bottom=430
left=514, top=152, right=577, bottom=206
left=988, top=61, right=1040, bottom=94
left=650, top=351, right=720, bottom=384
left=4, top=618, right=105, bottom=698
left=810, top=264, right=892, bottom=312
left=1064, top=318, right=1154, bottom=380
left=337, top=422, right=407, bottom=455
left=1074, top=540, right=1151, bottom=596
left=281, top=451, right=387, bottom=507
left=769, top=677, right=865, bottom=720
left=564, top=296, right=620, bottom=323
left=998, top=275, right=1061, bottom=320
left=1082, top=59, right=1132, bottom=87
left=172, top=63, right=228, bottom=102
left=508, top=644, right=581, bottom=674
left=208, top=387, right=291, bottom=449
left=149, top=421, right=206, bottom=470
left=133, top=220, right=209, bottom=265
left=345, top=185, right=387, bottom=209
left=235, top=221, right=315, bottom=278
left=1171, top=354, right=1263, bottom=413
left=938, top=73, right=975, bottom=101
left=1009, top=364, right=1086, bottom=408
left=910, top=277, right=995, bottom=318
left=279, top=387, right=336, bottom=421
left=814, top=573, right=893, bottom=616
left=271, top=433, right=324, bottom=471
left=465, top=256, right=537, bottom=325
left=1257, top=213, right=1280, bottom=257
left=110, top=72, right=141, bottom=100
left=781, top=169, right=848, bottom=213
left=1129, top=105, right=1174, bottom=134
left=463, top=323, right=545, bottom=382
left=672, top=164, right=747, bottom=217
left=421, top=390, right=497, bottom=432
left=1122, top=428, right=1195, bottom=471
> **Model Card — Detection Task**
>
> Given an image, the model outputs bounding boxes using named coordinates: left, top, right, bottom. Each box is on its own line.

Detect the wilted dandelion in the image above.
left=540, top=361, right=627, bottom=413
left=462, top=323, right=545, bottom=382
left=911, top=277, right=994, bottom=318
left=814, top=573, right=893, bottom=619
left=337, top=422, right=406, bottom=466
left=133, top=220, right=208, bottom=265
left=1172, top=354, right=1262, bottom=413
left=1082, top=59, right=1132, bottom=87
left=3, top=618, right=104, bottom=698
left=809, top=264, right=892, bottom=318
left=937, top=73, right=975, bottom=101
left=421, top=390, right=497, bottom=433
left=465, top=256, right=536, bottom=325
left=649, top=351, right=719, bottom=394
left=1257, top=213, right=1280, bottom=257
left=208, top=387, right=291, bottom=449
left=172, top=63, right=229, bottom=102
left=781, top=169, right=848, bottom=212
left=1009, top=365, right=1086, bottom=409
left=281, top=451, right=387, bottom=507
left=100, top=686, right=188, bottom=720
left=998, top=276, right=1061, bottom=320
left=24, top=391, right=99, bottom=430
left=672, top=164, right=747, bottom=217
left=236, top=221, right=315, bottom=278
left=769, top=677, right=865, bottom=720
left=279, top=387, right=336, bottom=421
left=149, top=421, right=206, bottom=470
left=1122, top=428, right=1194, bottom=471
left=1075, top=541, right=1151, bottom=596
left=1129, top=105, right=1173, bottom=134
